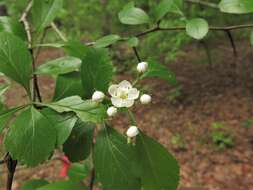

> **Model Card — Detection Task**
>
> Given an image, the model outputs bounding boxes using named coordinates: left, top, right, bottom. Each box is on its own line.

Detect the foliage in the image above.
left=210, top=122, right=234, bottom=150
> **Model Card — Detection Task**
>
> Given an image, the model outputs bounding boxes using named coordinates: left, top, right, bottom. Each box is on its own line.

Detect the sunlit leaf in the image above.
left=219, top=0, right=253, bottom=14
left=118, top=2, right=149, bottom=25
left=94, top=34, right=121, bottom=48
left=35, top=56, right=81, bottom=76
left=21, top=179, right=49, bottom=190
left=186, top=18, right=209, bottom=40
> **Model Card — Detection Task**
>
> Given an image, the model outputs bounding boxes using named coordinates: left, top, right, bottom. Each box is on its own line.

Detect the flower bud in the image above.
left=107, top=106, right=117, bottom=117
left=140, top=94, right=151, bottom=104
left=92, top=91, right=105, bottom=102
left=126, top=126, right=139, bottom=138
left=137, top=62, right=148, bottom=73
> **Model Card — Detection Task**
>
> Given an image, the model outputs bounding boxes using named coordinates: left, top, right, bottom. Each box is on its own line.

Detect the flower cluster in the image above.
left=91, top=61, right=152, bottom=139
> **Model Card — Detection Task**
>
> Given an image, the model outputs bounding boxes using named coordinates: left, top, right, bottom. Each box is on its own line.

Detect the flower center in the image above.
left=117, top=88, right=129, bottom=99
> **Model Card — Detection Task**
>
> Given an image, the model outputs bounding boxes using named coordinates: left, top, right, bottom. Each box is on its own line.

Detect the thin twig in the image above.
left=51, top=22, right=67, bottom=42
left=184, top=0, right=219, bottom=9
left=135, top=24, right=253, bottom=38
left=132, top=47, right=142, bottom=62
left=20, top=1, right=33, bottom=48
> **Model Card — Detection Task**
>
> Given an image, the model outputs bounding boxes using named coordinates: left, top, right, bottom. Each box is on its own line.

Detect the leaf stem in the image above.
left=51, top=22, right=67, bottom=42
left=185, top=0, right=219, bottom=9
left=126, top=109, right=137, bottom=126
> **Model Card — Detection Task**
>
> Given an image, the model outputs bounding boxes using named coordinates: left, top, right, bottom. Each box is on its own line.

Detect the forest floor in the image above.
left=0, top=39, right=253, bottom=190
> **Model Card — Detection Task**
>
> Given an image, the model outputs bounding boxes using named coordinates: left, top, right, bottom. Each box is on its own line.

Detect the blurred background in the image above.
left=0, top=0, right=253, bottom=189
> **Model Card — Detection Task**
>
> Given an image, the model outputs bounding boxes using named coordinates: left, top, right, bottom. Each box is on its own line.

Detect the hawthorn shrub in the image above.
left=0, top=0, right=253, bottom=190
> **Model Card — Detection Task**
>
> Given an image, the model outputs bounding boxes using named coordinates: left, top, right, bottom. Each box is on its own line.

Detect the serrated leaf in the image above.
left=53, top=72, right=84, bottom=101
left=4, top=106, right=57, bottom=166
left=219, top=0, right=253, bottom=14
left=37, top=181, right=86, bottom=190
left=35, top=56, right=81, bottom=76
left=32, top=0, right=63, bottom=32
left=44, top=96, right=106, bottom=123
left=0, top=32, right=32, bottom=93
left=81, top=48, right=113, bottom=98
left=63, top=120, right=95, bottom=162
left=186, top=18, right=209, bottom=40
left=67, top=163, right=89, bottom=181
left=128, top=37, right=139, bottom=47
left=141, top=59, right=178, bottom=86
left=94, top=34, right=121, bottom=48
left=93, top=126, right=141, bottom=190
left=21, top=179, right=49, bottom=190
left=136, top=132, right=180, bottom=190
left=0, top=16, right=26, bottom=40
left=118, top=2, right=149, bottom=25
left=41, top=108, right=77, bottom=147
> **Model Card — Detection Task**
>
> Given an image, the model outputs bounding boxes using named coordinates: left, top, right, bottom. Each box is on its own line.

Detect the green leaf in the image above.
left=136, top=132, right=180, bottom=190
left=219, top=0, right=253, bottom=14
left=35, top=56, right=81, bottom=76
left=186, top=18, right=209, bottom=40
left=63, top=41, right=88, bottom=59
left=128, top=37, right=139, bottom=47
left=93, top=127, right=141, bottom=190
left=153, top=0, right=174, bottom=21
left=0, top=32, right=32, bottom=93
left=63, top=120, right=95, bottom=162
left=94, top=34, right=121, bottom=48
left=37, top=181, right=86, bottom=190
left=44, top=96, right=106, bottom=123
left=81, top=48, right=113, bottom=98
left=67, top=163, right=89, bottom=181
left=41, top=108, right=77, bottom=147
left=53, top=72, right=84, bottom=101
left=21, top=179, right=49, bottom=190
left=0, top=16, right=26, bottom=40
left=141, top=59, right=178, bottom=86
left=32, top=0, right=63, bottom=32
left=4, top=106, right=57, bottom=166
left=118, top=2, right=149, bottom=25
left=0, top=106, right=25, bottom=134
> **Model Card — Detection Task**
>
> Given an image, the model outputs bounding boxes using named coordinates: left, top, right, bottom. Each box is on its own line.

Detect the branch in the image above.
left=51, top=22, right=67, bottom=42
left=135, top=24, right=253, bottom=38
left=6, top=154, right=17, bottom=190
left=184, top=0, right=219, bottom=9
left=20, top=0, right=42, bottom=102
left=88, top=168, right=95, bottom=190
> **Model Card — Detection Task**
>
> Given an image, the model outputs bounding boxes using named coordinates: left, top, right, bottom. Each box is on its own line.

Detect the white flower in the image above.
left=137, top=62, right=148, bottom=73
left=140, top=94, right=151, bottom=104
left=92, top=91, right=105, bottom=102
left=126, top=126, right=139, bottom=138
left=108, top=80, right=139, bottom=108
left=107, top=106, right=117, bottom=117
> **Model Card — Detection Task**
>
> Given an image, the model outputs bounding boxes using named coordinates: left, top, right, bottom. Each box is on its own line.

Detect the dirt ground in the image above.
left=0, top=39, right=253, bottom=190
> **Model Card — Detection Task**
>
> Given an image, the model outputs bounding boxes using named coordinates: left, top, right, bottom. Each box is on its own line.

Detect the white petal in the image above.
left=122, top=99, right=134, bottom=108
left=119, top=80, right=132, bottom=89
left=128, top=88, right=139, bottom=100
left=108, top=85, right=118, bottom=97
left=111, top=97, right=124, bottom=107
